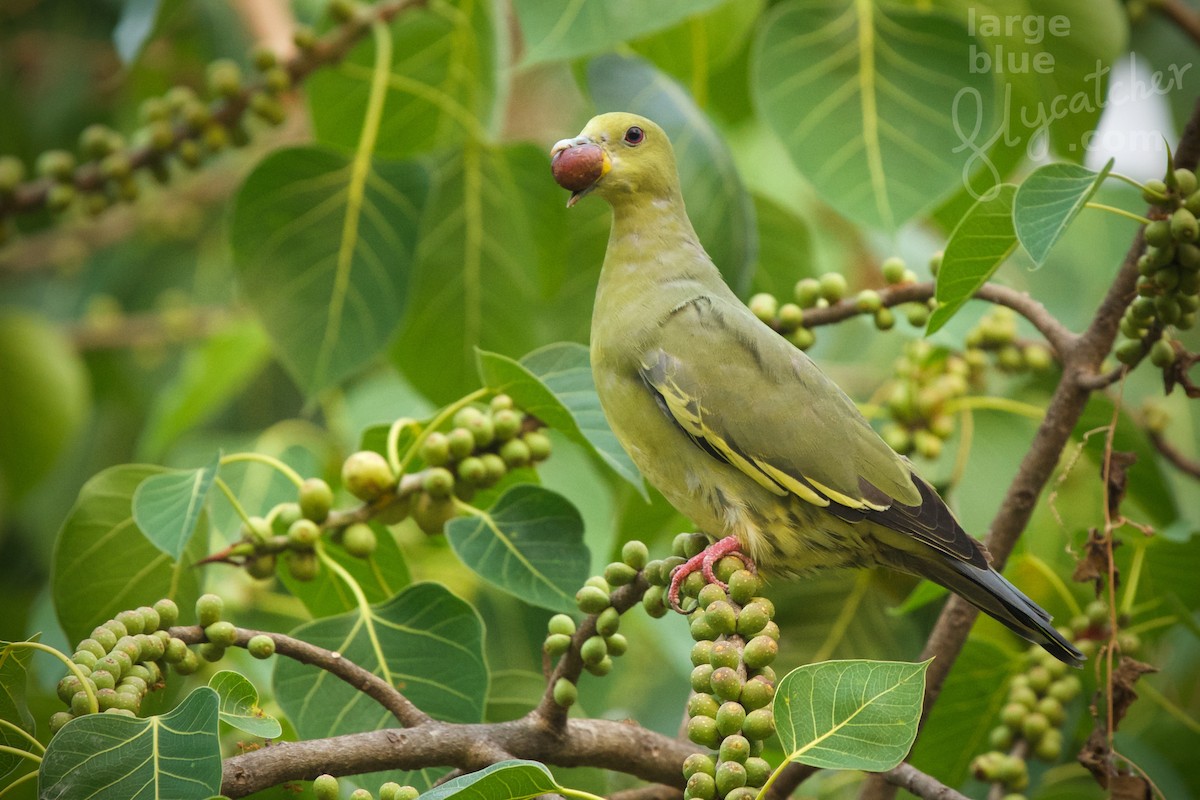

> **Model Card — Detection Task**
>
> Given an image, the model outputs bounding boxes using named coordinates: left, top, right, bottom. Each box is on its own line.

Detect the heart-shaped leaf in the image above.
left=1014, top=159, right=1115, bottom=267
left=446, top=485, right=589, bottom=613
left=132, top=452, right=219, bottom=560
left=208, top=670, right=282, bottom=739
left=39, top=687, right=221, bottom=800
left=231, top=146, right=428, bottom=395
left=753, top=0, right=994, bottom=230
left=774, top=659, right=929, bottom=771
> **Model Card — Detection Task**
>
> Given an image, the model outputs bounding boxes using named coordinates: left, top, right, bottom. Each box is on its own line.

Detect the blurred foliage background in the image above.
left=1, top=0, right=1198, bottom=798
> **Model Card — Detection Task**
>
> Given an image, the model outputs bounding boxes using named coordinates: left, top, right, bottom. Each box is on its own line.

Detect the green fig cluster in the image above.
left=656, top=538, right=778, bottom=800
left=1067, top=599, right=1140, bottom=661
left=405, top=395, right=553, bottom=534
left=313, top=773, right=418, bottom=800
left=963, top=307, right=1055, bottom=376
left=234, top=476, right=337, bottom=583
left=51, top=598, right=182, bottom=731
left=748, top=261, right=933, bottom=352
left=879, top=340, right=980, bottom=460
left=1116, top=166, right=1200, bottom=367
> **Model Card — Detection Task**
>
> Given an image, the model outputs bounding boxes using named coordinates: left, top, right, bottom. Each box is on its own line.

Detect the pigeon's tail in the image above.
left=922, top=556, right=1085, bottom=668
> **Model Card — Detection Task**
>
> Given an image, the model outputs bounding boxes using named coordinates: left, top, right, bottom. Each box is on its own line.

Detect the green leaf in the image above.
left=588, top=53, right=757, bottom=295
left=392, top=143, right=601, bottom=401
left=208, top=670, right=282, bottom=739
left=307, top=0, right=504, bottom=157
left=926, top=184, right=1018, bottom=334
left=0, top=312, right=89, bottom=504
left=486, top=669, right=546, bottom=722
left=476, top=343, right=644, bottom=494
left=138, top=317, right=271, bottom=460
left=273, top=583, right=486, bottom=786
left=630, top=0, right=764, bottom=82
left=774, top=659, right=929, bottom=771
left=752, top=0, right=994, bottom=230
left=418, top=759, right=561, bottom=800
left=230, top=146, right=428, bottom=395
left=39, top=687, right=221, bottom=799
left=935, top=0, right=1127, bottom=162
left=1014, top=159, right=1114, bottom=266
left=132, top=452, right=219, bottom=560
left=446, top=485, right=589, bottom=613
left=514, top=0, right=728, bottom=65
left=0, top=640, right=36, bottom=783
left=52, top=465, right=210, bottom=644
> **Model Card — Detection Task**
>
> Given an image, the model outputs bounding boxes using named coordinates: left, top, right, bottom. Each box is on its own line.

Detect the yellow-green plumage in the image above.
left=554, top=112, right=1082, bottom=667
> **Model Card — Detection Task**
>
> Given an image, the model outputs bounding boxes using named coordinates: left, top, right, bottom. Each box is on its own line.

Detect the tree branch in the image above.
left=219, top=717, right=698, bottom=797
left=881, top=763, right=971, bottom=800
left=799, top=281, right=1076, bottom=358
left=1160, top=0, right=1200, bottom=48
left=1150, top=430, right=1200, bottom=480
left=858, top=94, right=1200, bottom=800
left=171, top=625, right=431, bottom=728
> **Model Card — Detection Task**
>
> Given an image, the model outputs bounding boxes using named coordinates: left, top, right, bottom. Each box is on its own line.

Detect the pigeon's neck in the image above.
left=603, top=191, right=722, bottom=290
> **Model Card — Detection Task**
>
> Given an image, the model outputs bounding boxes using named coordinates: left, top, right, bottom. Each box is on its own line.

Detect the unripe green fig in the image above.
left=595, top=607, right=621, bottom=637
left=543, top=633, right=571, bottom=657
left=874, top=306, right=896, bottom=330
left=691, top=664, right=715, bottom=693
left=453, top=407, right=495, bottom=448
left=748, top=293, right=778, bottom=323
left=342, top=450, right=394, bottom=501
left=1144, top=219, right=1172, bottom=247
left=342, top=522, right=377, bottom=558
left=313, top=774, right=340, bottom=800
left=524, top=430, right=553, bottom=461
left=688, top=692, right=719, bottom=719
left=492, top=408, right=522, bottom=441
left=299, top=478, right=333, bottom=522
left=716, top=701, right=747, bottom=737
left=422, top=467, right=455, bottom=499
left=412, top=493, right=456, bottom=535
left=288, top=518, right=321, bottom=549
left=500, top=438, right=531, bottom=468
left=881, top=256, right=907, bottom=284
left=1141, top=178, right=1168, bottom=205
left=553, top=677, right=577, bottom=707
left=206, top=59, right=242, bottom=98
left=196, top=594, right=223, bottom=627
left=855, top=289, right=882, bottom=313
left=687, top=715, right=720, bottom=748
left=614, top=541, right=648, bottom=574
left=793, top=277, right=822, bottom=308
left=715, top=760, right=748, bottom=795
left=575, top=585, right=610, bottom=614
left=248, top=634, right=275, bottom=659
left=777, top=303, right=804, bottom=332
left=819, top=272, right=848, bottom=302
left=1150, top=337, right=1175, bottom=368
left=421, top=432, right=452, bottom=466
left=1173, top=207, right=1200, bottom=243
left=287, top=551, right=319, bottom=581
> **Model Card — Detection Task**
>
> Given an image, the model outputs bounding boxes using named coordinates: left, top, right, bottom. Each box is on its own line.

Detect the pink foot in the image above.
left=667, top=536, right=756, bottom=612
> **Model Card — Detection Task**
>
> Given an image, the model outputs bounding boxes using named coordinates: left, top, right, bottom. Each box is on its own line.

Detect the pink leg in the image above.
left=667, top=535, right=756, bottom=612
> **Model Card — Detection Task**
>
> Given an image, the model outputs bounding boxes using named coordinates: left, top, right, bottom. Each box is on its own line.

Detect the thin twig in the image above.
left=798, top=281, right=1076, bottom=357
left=170, top=625, right=431, bottom=728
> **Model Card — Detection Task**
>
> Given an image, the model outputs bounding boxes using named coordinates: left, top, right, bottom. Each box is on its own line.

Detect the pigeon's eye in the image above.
left=623, top=126, right=645, bottom=146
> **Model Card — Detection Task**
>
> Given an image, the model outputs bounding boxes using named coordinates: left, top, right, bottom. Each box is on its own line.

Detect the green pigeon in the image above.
left=550, top=111, right=1083, bottom=667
